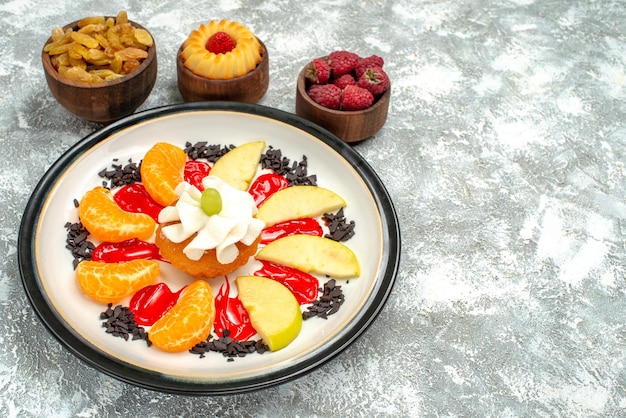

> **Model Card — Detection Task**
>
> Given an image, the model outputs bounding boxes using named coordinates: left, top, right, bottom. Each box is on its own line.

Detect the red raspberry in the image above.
left=304, top=58, right=331, bottom=84
left=355, top=55, right=385, bottom=78
left=332, top=74, right=356, bottom=89
left=206, top=32, right=236, bottom=54
left=357, top=66, right=390, bottom=97
left=328, top=50, right=360, bottom=77
left=307, top=84, right=342, bottom=110
left=341, top=85, right=374, bottom=111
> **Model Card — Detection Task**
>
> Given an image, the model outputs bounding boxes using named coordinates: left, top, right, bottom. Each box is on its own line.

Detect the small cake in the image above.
left=179, top=19, right=262, bottom=80
left=155, top=176, right=265, bottom=278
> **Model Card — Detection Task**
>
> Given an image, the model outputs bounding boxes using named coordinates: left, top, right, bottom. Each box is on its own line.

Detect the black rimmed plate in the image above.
left=18, top=102, right=400, bottom=395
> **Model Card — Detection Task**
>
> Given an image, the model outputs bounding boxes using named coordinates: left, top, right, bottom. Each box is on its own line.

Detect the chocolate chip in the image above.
left=97, top=158, right=142, bottom=188
left=285, top=156, right=317, bottom=186
left=190, top=330, right=269, bottom=360
left=323, top=208, right=356, bottom=242
left=261, top=147, right=290, bottom=174
left=100, top=304, right=150, bottom=346
left=261, top=147, right=317, bottom=186
left=184, top=141, right=234, bottom=162
left=303, top=279, right=345, bottom=320
left=64, top=221, right=94, bottom=269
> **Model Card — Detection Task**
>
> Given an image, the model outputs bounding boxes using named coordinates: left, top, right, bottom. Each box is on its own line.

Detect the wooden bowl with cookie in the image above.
left=176, top=20, right=269, bottom=103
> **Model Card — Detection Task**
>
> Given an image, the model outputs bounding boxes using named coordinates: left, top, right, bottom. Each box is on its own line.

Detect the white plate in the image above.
left=18, top=102, right=400, bottom=394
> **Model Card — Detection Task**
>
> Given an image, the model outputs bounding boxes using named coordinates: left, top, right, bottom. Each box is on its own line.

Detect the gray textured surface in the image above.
left=2, top=0, right=626, bottom=416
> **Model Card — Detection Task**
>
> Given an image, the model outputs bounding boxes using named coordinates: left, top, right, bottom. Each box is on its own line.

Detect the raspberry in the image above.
left=305, top=58, right=331, bottom=84
left=332, top=74, right=356, bottom=90
left=328, top=50, right=360, bottom=77
left=357, top=66, right=390, bottom=97
left=341, top=85, right=374, bottom=111
left=307, top=84, right=342, bottom=110
left=205, top=32, right=236, bottom=54
left=355, top=55, right=385, bottom=78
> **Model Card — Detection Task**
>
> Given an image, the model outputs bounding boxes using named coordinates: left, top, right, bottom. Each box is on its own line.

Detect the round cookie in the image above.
left=180, top=19, right=262, bottom=80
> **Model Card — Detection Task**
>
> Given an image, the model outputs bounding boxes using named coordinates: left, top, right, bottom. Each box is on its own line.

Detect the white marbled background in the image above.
left=0, top=0, right=625, bottom=416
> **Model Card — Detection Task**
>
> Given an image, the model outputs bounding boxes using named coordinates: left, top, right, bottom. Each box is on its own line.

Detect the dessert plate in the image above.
left=18, top=102, right=400, bottom=395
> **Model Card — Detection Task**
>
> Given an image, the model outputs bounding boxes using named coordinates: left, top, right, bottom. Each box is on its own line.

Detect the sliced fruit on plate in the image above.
left=140, top=142, right=187, bottom=206
left=256, top=234, right=360, bottom=278
left=78, top=186, right=157, bottom=243
left=148, top=280, right=215, bottom=353
left=76, top=259, right=160, bottom=304
left=210, top=140, right=266, bottom=191
left=256, top=185, right=346, bottom=227
left=236, top=275, right=302, bottom=351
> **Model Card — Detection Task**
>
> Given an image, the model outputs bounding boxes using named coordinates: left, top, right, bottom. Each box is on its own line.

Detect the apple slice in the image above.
left=236, top=275, right=302, bottom=351
left=256, top=234, right=360, bottom=278
left=210, top=140, right=266, bottom=190
left=256, top=185, right=346, bottom=227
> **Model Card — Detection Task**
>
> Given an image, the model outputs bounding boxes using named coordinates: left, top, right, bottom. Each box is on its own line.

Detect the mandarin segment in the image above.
left=140, top=142, right=187, bottom=206
left=76, top=259, right=159, bottom=304
left=78, top=186, right=156, bottom=242
left=148, top=280, right=215, bottom=352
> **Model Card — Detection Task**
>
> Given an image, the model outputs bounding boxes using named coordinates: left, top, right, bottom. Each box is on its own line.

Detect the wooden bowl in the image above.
left=41, top=19, right=157, bottom=124
left=176, top=40, right=269, bottom=103
left=295, top=66, right=390, bottom=143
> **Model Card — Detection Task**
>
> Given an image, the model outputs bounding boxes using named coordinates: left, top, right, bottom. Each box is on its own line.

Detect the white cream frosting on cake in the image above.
left=158, top=176, right=265, bottom=264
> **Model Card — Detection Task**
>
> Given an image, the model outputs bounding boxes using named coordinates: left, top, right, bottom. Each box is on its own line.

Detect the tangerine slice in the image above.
left=76, top=259, right=160, bottom=304
left=148, top=280, right=215, bottom=352
left=78, top=186, right=157, bottom=243
left=140, top=142, right=187, bottom=206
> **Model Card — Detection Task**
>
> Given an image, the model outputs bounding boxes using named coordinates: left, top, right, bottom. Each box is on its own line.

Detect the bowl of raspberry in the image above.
left=295, top=50, right=390, bottom=143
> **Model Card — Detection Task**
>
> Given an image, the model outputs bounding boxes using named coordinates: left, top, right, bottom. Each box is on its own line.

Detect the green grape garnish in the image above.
left=200, top=187, right=222, bottom=216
